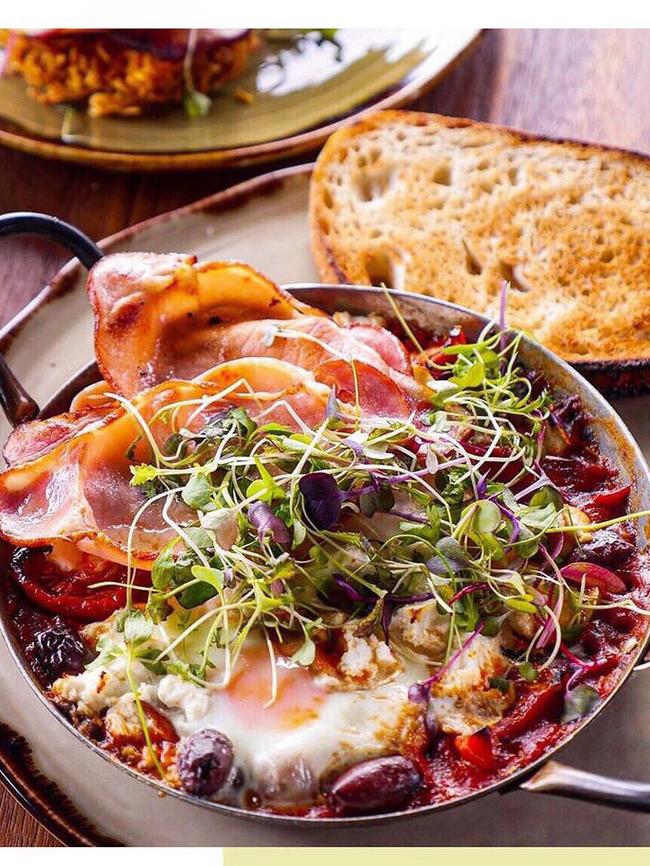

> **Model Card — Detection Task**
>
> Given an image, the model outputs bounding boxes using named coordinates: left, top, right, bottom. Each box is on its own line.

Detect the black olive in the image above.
left=177, top=728, right=234, bottom=797
left=32, top=621, right=86, bottom=681
left=578, top=529, right=635, bottom=568
left=328, top=755, right=422, bottom=815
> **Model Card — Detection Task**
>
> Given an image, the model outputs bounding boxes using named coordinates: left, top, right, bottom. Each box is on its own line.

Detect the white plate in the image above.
left=1, top=165, right=650, bottom=846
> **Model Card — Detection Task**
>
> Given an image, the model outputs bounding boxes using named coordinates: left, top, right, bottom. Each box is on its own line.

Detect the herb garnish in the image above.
left=87, top=317, right=649, bottom=719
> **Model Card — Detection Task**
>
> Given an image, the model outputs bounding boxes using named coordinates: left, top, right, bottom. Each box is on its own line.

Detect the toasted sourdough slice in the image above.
left=310, top=110, right=650, bottom=365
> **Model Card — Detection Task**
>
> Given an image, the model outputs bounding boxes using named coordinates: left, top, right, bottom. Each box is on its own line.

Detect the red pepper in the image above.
left=142, top=702, right=179, bottom=744
left=570, top=461, right=612, bottom=492
left=492, top=683, right=563, bottom=740
left=543, top=456, right=612, bottom=492
left=9, top=547, right=128, bottom=621
left=592, top=485, right=631, bottom=511
left=454, top=731, right=497, bottom=770
left=418, top=327, right=467, bottom=377
left=12, top=572, right=126, bottom=620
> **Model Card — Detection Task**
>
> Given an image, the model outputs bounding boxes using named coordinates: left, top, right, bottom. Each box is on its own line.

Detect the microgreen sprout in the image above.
left=87, top=316, right=649, bottom=732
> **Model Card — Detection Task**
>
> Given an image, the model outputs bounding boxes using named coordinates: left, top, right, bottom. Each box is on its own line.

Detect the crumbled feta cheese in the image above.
left=157, top=674, right=210, bottom=722
left=390, top=601, right=450, bottom=660
left=428, top=635, right=512, bottom=735
left=337, top=628, right=400, bottom=687
left=104, top=693, right=144, bottom=739
left=52, top=656, right=153, bottom=715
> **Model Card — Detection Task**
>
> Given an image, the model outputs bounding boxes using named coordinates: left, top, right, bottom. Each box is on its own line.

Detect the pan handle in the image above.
left=0, top=212, right=104, bottom=270
left=521, top=760, right=650, bottom=812
left=0, top=212, right=104, bottom=427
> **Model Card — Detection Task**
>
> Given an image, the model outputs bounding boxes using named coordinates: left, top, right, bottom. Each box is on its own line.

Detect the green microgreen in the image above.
left=89, top=316, right=649, bottom=734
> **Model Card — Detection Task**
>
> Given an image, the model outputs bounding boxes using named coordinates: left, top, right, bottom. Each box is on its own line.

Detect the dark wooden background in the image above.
left=0, top=28, right=648, bottom=847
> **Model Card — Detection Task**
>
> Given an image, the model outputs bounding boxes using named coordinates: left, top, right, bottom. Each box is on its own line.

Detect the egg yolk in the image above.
left=224, top=642, right=325, bottom=730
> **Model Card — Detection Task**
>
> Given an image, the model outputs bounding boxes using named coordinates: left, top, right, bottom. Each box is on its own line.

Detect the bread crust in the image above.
left=309, top=110, right=650, bottom=367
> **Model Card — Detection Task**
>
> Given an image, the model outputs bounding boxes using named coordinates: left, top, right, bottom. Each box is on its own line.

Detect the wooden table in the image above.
left=0, top=28, right=648, bottom=847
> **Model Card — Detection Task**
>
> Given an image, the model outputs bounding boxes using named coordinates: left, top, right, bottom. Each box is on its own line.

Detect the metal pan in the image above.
left=0, top=214, right=649, bottom=827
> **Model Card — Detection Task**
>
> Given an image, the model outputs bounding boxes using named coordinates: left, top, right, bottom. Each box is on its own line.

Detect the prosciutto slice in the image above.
left=0, top=257, right=422, bottom=571
left=3, top=405, right=117, bottom=467
left=0, top=359, right=331, bottom=567
left=87, top=254, right=419, bottom=398
left=314, top=360, right=411, bottom=419
left=176, top=316, right=410, bottom=381
left=88, top=254, right=324, bottom=397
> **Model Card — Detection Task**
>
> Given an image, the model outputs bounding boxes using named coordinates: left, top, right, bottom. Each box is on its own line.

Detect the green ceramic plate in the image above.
left=0, top=29, right=480, bottom=170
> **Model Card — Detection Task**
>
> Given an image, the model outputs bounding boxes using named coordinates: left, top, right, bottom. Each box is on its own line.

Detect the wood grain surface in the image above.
left=0, top=28, right=648, bottom=847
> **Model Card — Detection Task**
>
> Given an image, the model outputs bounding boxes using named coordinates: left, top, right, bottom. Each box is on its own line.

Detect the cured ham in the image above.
left=0, top=388, right=179, bottom=567
left=314, top=360, right=411, bottom=419
left=344, top=322, right=411, bottom=375
left=0, top=359, right=331, bottom=567
left=87, top=254, right=419, bottom=398
left=3, top=404, right=116, bottom=467
left=88, top=254, right=323, bottom=396
left=197, top=358, right=330, bottom=430
left=0, top=257, right=419, bottom=572
left=166, top=316, right=399, bottom=379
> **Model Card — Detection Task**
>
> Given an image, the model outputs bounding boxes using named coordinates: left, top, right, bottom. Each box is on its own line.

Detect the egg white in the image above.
left=53, top=609, right=508, bottom=806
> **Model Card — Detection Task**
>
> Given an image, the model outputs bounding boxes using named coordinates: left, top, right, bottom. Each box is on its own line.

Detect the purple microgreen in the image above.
left=448, top=582, right=488, bottom=605
left=343, top=474, right=379, bottom=501
left=381, top=598, right=394, bottom=642
left=342, top=435, right=365, bottom=457
left=391, top=509, right=428, bottom=524
left=325, top=389, right=343, bottom=422
left=299, top=471, right=398, bottom=529
left=332, top=574, right=374, bottom=603
left=248, top=502, right=291, bottom=547
left=490, top=498, right=520, bottom=544
left=514, top=476, right=554, bottom=503
left=298, top=472, right=342, bottom=530
left=270, top=579, right=286, bottom=597
left=386, top=467, right=431, bottom=483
